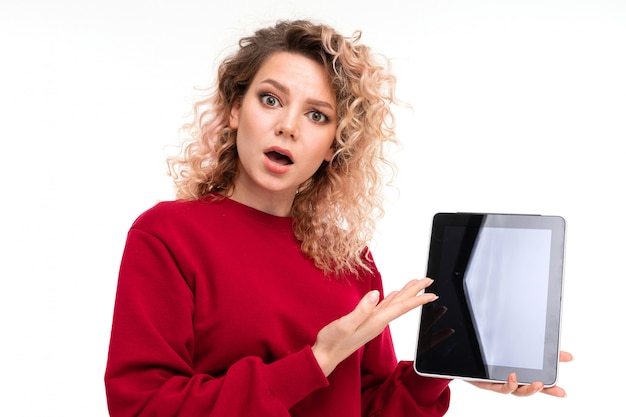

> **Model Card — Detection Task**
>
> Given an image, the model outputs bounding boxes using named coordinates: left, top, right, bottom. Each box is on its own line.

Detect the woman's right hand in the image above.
left=311, top=278, right=437, bottom=377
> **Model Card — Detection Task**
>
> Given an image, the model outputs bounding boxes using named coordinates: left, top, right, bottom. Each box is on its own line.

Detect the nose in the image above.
left=275, top=110, right=299, bottom=139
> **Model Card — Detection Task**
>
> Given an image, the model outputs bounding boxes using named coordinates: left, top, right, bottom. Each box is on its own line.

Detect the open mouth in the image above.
left=265, top=150, right=293, bottom=166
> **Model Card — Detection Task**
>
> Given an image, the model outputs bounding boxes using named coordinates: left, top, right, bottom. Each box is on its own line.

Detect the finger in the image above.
left=559, top=351, right=574, bottom=362
left=376, top=278, right=434, bottom=309
left=374, top=295, right=438, bottom=328
left=542, top=385, right=567, bottom=398
left=385, top=278, right=432, bottom=299
left=399, top=278, right=434, bottom=297
left=341, top=290, right=380, bottom=330
left=372, top=283, right=410, bottom=311
left=375, top=282, right=436, bottom=313
left=501, top=372, right=546, bottom=397
left=502, top=372, right=518, bottom=394
left=381, top=290, right=399, bottom=303
left=478, top=373, right=520, bottom=395
left=468, top=380, right=511, bottom=394
left=512, top=381, right=544, bottom=397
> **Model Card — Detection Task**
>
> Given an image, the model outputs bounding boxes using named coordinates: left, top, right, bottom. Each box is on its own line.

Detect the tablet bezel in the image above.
left=413, top=212, right=566, bottom=387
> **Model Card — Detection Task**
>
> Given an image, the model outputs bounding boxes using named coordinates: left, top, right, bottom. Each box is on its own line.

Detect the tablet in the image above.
left=414, top=212, right=566, bottom=386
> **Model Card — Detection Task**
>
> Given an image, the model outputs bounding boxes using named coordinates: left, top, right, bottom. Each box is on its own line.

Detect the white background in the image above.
left=1, top=0, right=624, bottom=415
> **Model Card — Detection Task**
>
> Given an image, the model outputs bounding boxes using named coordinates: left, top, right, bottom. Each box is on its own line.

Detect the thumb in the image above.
left=342, top=290, right=380, bottom=329
left=366, top=290, right=380, bottom=304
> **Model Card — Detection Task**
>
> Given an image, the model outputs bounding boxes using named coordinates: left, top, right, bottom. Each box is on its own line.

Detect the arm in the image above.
left=104, top=228, right=328, bottom=416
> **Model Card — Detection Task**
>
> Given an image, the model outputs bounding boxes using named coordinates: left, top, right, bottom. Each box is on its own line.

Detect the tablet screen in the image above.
left=414, top=213, right=566, bottom=386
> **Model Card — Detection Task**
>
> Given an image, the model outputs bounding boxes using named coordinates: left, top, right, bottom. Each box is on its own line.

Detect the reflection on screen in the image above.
left=464, top=227, right=551, bottom=370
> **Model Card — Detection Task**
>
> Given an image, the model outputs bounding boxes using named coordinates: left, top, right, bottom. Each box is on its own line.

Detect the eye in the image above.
left=260, top=93, right=280, bottom=108
left=307, top=110, right=329, bottom=123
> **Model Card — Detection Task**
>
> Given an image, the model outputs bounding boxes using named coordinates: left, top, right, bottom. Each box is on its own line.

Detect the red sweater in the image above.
left=105, top=196, right=450, bottom=416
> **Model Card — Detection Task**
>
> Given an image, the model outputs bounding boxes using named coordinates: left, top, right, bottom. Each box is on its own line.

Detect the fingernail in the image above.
left=368, top=290, right=380, bottom=303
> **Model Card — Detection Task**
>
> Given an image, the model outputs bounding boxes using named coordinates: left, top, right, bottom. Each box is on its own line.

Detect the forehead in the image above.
left=252, top=52, right=336, bottom=103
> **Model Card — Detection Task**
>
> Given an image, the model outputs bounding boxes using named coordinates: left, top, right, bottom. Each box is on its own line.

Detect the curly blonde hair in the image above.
left=167, top=19, right=399, bottom=276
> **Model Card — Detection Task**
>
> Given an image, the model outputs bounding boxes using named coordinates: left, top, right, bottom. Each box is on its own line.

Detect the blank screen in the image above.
left=463, top=227, right=551, bottom=370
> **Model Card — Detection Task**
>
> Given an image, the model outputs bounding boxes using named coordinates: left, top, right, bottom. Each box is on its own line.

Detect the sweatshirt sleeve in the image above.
left=360, top=328, right=451, bottom=417
left=360, top=271, right=451, bottom=416
left=104, top=227, right=329, bottom=417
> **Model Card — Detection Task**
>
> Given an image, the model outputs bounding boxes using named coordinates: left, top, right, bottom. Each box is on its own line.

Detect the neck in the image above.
left=225, top=187, right=294, bottom=217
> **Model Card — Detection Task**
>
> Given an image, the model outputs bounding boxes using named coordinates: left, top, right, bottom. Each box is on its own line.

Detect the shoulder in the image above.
left=133, top=199, right=196, bottom=222
left=129, top=196, right=225, bottom=234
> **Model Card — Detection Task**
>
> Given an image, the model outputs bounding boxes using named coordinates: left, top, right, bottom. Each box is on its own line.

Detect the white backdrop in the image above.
left=1, top=0, right=624, bottom=415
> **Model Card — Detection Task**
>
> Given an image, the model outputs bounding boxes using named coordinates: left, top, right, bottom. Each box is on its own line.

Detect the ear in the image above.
left=229, top=100, right=241, bottom=130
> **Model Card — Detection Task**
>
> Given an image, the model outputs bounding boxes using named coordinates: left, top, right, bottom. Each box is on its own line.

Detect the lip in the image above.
left=263, top=146, right=294, bottom=174
left=265, top=146, right=294, bottom=162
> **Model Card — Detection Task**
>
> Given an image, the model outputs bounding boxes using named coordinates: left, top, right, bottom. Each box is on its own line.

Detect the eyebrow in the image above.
left=260, top=78, right=335, bottom=111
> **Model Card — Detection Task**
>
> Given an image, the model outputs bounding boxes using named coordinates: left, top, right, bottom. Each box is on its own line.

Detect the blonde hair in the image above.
left=167, top=19, right=399, bottom=276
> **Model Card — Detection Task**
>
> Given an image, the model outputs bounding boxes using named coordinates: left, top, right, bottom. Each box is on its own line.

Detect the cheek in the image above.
left=321, top=130, right=336, bottom=162
left=322, top=148, right=332, bottom=162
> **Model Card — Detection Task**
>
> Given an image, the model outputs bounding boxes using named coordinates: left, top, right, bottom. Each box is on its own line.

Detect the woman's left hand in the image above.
left=468, top=351, right=573, bottom=397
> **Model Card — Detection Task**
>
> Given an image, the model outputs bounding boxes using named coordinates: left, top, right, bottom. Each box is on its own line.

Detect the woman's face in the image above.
left=229, top=51, right=337, bottom=215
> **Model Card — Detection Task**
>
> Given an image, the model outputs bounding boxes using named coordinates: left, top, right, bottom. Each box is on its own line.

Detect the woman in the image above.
left=104, top=19, right=570, bottom=416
